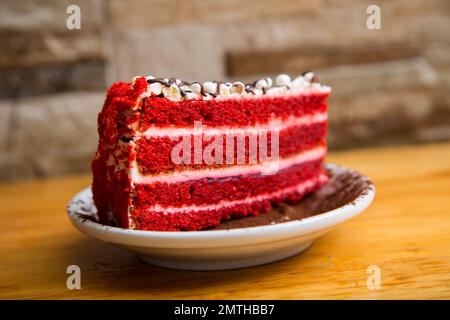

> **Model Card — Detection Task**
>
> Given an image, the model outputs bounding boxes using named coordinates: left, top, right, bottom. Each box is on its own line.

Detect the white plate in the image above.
left=67, top=164, right=375, bottom=270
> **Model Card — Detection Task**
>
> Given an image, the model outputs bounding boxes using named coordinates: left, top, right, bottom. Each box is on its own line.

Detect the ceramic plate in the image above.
left=67, top=164, right=375, bottom=270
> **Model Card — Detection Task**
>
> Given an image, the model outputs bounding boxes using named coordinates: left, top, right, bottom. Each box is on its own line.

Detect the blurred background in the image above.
left=0, top=0, right=449, bottom=181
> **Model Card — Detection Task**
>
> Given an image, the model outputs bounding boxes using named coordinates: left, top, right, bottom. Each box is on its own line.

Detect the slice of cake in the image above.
left=92, top=73, right=331, bottom=231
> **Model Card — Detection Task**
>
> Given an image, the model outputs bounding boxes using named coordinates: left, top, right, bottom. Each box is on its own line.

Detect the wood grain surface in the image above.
left=1, top=143, right=449, bottom=299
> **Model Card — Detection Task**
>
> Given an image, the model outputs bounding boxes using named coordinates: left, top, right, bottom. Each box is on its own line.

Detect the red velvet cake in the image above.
left=92, top=73, right=331, bottom=231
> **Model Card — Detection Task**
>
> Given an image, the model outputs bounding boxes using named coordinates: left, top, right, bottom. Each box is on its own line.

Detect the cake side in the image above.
left=92, top=74, right=331, bottom=231
left=91, top=77, right=148, bottom=227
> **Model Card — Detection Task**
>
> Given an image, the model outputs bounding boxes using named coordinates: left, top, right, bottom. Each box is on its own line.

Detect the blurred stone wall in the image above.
left=0, top=0, right=449, bottom=181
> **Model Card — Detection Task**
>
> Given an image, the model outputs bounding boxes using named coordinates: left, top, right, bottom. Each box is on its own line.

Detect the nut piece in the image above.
left=163, top=84, right=181, bottom=100
left=203, top=81, right=218, bottom=94
left=255, top=79, right=269, bottom=90
left=275, top=74, right=291, bottom=86
left=231, top=82, right=246, bottom=94
left=190, top=82, right=202, bottom=95
left=218, top=83, right=231, bottom=96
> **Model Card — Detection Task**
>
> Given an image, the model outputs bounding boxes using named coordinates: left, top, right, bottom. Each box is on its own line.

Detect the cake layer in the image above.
left=141, top=112, right=327, bottom=137
left=132, top=172, right=328, bottom=231
left=138, top=94, right=328, bottom=129
left=133, top=158, right=324, bottom=208
left=131, top=144, right=326, bottom=184
left=135, top=121, right=326, bottom=175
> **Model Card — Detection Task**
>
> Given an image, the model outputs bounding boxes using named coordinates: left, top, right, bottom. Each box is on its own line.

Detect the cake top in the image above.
left=132, top=72, right=331, bottom=101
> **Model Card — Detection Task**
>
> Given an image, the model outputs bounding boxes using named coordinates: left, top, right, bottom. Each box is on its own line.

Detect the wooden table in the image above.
left=1, top=143, right=450, bottom=299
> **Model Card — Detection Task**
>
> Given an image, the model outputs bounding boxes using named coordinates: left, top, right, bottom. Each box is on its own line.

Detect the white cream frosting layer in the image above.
left=142, top=173, right=328, bottom=214
left=130, top=145, right=326, bottom=184
left=141, top=112, right=327, bottom=138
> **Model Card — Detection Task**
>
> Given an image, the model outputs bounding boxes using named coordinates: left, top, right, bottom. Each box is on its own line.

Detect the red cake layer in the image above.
left=133, top=159, right=323, bottom=208
left=132, top=172, right=327, bottom=231
left=138, top=94, right=328, bottom=129
left=135, top=122, right=326, bottom=174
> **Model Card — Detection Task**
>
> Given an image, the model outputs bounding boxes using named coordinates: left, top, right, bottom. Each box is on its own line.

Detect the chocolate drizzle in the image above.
left=146, top=78, right=171, bottom=87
